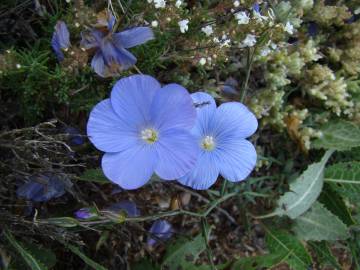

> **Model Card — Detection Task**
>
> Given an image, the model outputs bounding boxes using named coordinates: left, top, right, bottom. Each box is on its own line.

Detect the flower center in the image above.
left=141, top=128, right=158, bottom=144
left=201, top=135, right=215, bottom=151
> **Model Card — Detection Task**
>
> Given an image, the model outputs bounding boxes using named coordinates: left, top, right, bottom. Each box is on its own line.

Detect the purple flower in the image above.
left=147, top=220, right=173, bottom=246
left=178, top=92, right=258, bottom=190
left=80, top=12, right=154, bottom=77
left=63, top=126, right=85, bottom=146
left=221, top=77, right=239, bottom=95
left=17, top=174, right=69, bottom=202
left=252, top=3, right=260, bottom=13
left=105, top=200, right=140, bottom=217
left=87, top=75, right=198, bottom=189
left=74, top=207, right=97, bottom=219
left=51, top=21, right=70, bottom=61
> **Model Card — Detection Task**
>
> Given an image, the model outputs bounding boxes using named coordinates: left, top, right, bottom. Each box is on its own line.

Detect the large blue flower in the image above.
left=51, top=21, right=70, bottom=61
left=81, top=12, right=154, bottom=77
left=87, top=75, right=198, bottom=189
left=178, top=92, right=258, bottom=190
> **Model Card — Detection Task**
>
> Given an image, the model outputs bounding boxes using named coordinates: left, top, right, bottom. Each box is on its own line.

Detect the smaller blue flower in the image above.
left=74, top=207, right=98, bottom=220
left=51, top=21, right=70, bottom=62
left=178, top=92, right=258, bottom=190
left=63, top=126, right=85, bottom=146
left=252, top=3, right=260, bottom=13
left=81, top=11, right=154, bottom=77
left=147, top=220, right=173, bottom=246
left=221, top=77, right=239, bottom=95
left=105, top=200, right=140, bottom=217
left=17, top=174, right=70, bottom=202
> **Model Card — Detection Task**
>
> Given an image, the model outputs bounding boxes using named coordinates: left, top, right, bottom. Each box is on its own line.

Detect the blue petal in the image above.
left=110, top=75, right=161, bottom=129
left=253, top=3, right=260, bottom=13
left=91, top=50, right=106, bottom=77
left=216, top=139, right=257, bottom=182
left=191, top=92, right=216, bottom=137
left=113, top=27, right=154, bottom=49
left=87, top=99, right=139, bottom=152
left=150, top=84, right=196, bottom=132
left=54, top=21, right=70, bottom=49
left=63, top=126, right=84, bottom=146
left=178, top=151, right=219, bottom=190
left=102, top=144, right=157, bottom=189
left=100, top=38, right=137, bottom=71
left=154, top=128, right=198, bottom=180
left=106, top=201, right=140, bottom=217
left=212, top=102, right=258, bottom=139
left=107, top=12, right=116, bottom=31
left=51, top=34, right=64, bottom=61
left=147, top=220, right=173, bottom=246
left=80, top=29, right=104, bottom=49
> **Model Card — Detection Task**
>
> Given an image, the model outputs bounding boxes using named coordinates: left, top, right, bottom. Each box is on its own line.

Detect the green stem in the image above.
left=220, top=180, right=227, bottom=197
left=240, top=47, right=256, bottom=103
left=201, top=218, right=217, bottom=270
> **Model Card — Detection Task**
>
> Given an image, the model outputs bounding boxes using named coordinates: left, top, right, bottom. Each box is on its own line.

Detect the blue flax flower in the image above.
left=81, top=12, right=154, bottom=77
left=147, top=219, right=173, bottom=246
left=87, top=74, right=198, bottom=189
left=178, top=92, right=258, bottom=190
left=51, top=21, right=70, bottom=61
left=17, top=174, right=69, bottom=202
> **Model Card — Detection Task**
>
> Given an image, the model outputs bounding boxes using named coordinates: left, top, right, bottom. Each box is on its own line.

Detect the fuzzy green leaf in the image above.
left=4, top=230, right=48, bottom=270
left=231, top=253, right=289, bottom=270
left=265, top=229, right=312, bottom=270
left=308, top=241, right=341, bottom=270
left=263, top=150, right=333, bottom=219
left=324, top=162, right=360, bottom=205
left=293, top=202, right=350, bottom=241
left=161, top=234, right=206, bottom=270
left=313, top=120, right=360, bottom=151
left=319, top=185, right=355, bottom=226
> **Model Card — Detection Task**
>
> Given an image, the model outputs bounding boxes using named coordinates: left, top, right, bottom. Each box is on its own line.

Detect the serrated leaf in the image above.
left=4, top=230, right=47, bottom=270
left=324, top=162, right=360, bottom=205
left=265, top=229, right=312, bottom=270
left=161, top=234, right=206, bottom=270
left=319, top=185, right=355, bottom=226
left=66, top=244, right=108, bottom=270
left=231, top=253, right=289, bottom=270
left=77, top=169, right=109, bottom=184
left=293, top=202, right=350, bottom=241
left=263, top=150, right=333, bottom=219
left=308, top=241, right=341, bottom=270
left=313, top=120, right=360, bottom=151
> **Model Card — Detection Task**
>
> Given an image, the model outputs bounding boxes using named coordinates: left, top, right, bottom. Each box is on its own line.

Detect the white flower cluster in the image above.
left=178, top=19, right=189, bottom=33
left=148, top=0, right=166, bottom=9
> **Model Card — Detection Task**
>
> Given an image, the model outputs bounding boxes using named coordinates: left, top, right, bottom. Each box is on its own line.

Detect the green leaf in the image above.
left=293, top=202, right=350, bottom=241
left=324, top=162, right=360, bottom=205
left=319, top=185, right=355, bottom=226
left=313, top=120, right=360, bottom=151
left=66, top=244, right=108, bottom=270
left=132, top=259, right=160, bottom=270
left=308, top=241, right=341, bottom=270
left=262, top=150, right=333, bottom=219
left=265, top=228, right=312, bottom=270
left=231, top=253, right=289, bottom=270
left=46, top=217, right=80, bottom=228
left=4, top=230, right=47, bottom=270
left=77, top=169, right=110, bottom=184
left=161, top=234, right=206, bottom=270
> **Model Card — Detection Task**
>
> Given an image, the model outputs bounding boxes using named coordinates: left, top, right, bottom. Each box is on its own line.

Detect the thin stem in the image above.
left=220, top=180, right=227, bottom=197
left=240, top=47, right=256, bottom=103
left=201, top=218, right=217, bottom=270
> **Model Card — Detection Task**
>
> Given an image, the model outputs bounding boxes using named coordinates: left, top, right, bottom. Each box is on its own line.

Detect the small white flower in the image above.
left=260, top=47, right=271, bottom=56
left=199, top=58, right=206, bottom=65
left=147, top=0, right=153, bottom=3
left=65, top=0, right=71, bottom=3
left=270, top=42, right=277, bottom=50
left=16, top=64, right=22, bottom=69
left=220, top=34, right=231, bottom=47
left=235, top=11, right=250, bottom=25
left=240, top=34, right=256, bottom=48
left=178, top=19, right=189, bottom=33
left=154, top=0, right=166, bottom=8
left=201, top=25, right=213, bottom=36
left=355, top=7, right=360, bottom=15
left=233, top=0, right=240, bottom=7
left=175, top=0, right=182, bottom=8
left=151, top=20, right=159, bottom=27
left=74, top=22, right=80, bottom=28
left=253, top=11, right=268, bottom=22
left=213, top=37, right=220, bottom=43
left=284, top=21, right=294, bottom=34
